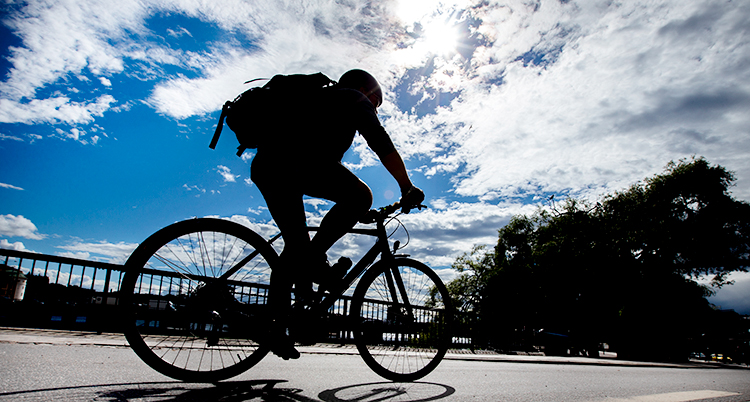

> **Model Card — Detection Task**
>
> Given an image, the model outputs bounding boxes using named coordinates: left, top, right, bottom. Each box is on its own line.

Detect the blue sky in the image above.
left=1, top=0, right=749, bottom=314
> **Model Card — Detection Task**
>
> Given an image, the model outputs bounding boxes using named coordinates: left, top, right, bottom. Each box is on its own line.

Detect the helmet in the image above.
left=338, top=69, right=382, bottom=108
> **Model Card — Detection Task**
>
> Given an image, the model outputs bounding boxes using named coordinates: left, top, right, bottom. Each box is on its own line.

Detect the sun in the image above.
left=391, top=6, right=464, bottom=66
left=416, top=17, right=461, bottom=57
left=419, top=18, right=460, bottom=56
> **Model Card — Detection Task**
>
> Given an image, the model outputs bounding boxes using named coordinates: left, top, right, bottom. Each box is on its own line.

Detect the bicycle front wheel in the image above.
left=120, top=218, right=277, bottom=382
left=352, top=258, right=453, bottom=382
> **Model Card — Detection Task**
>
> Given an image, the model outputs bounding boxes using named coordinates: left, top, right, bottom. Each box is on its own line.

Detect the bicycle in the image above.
left=120, top=202, right=453, bottom=383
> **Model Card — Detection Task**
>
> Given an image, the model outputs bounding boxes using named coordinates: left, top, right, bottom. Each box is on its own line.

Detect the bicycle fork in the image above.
left=383, top=259, right=416, bottom=325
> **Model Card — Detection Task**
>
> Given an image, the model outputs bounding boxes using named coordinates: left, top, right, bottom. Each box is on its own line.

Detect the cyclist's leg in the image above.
left=305, top=162, right=373, bottom=254
left=251, top=157, right=370, bottom=350
left=251, top=154, right=311, bottom=359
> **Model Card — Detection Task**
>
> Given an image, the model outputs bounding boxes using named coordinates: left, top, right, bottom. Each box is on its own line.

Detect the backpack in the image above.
left=209, top=72, right=336, bottom=156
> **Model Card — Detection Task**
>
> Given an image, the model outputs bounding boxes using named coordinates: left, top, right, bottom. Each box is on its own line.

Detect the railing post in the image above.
left=103, top=268, right=112, bottom=295
left=91, top=267, right=98, bottom=291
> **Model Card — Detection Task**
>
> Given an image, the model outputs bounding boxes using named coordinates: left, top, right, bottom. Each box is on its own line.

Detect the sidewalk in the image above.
left=1, top=326, right=744, bottom=370
left=0, top=326, right=130, bottom=348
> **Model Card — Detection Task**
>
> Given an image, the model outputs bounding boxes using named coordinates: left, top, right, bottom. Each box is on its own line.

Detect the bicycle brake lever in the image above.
left=402, top=203, right=426, bottom=214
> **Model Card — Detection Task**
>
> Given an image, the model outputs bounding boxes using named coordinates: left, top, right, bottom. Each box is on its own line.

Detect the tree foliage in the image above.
left=448, top=157, right=750, bottom=360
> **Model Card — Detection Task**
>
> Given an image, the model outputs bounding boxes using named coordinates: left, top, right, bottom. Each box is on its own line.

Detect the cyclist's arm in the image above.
left=349, top=91, right=421, bottom=200
left=381, top=150, right=414, bottom=194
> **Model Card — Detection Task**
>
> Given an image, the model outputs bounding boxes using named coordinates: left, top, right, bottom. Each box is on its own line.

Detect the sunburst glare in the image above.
left=393, top=14, right=463, bottom=67
left=418, top=17, right=461, bottom=57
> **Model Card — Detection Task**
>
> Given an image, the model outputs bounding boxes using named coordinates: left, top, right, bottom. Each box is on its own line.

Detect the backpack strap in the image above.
left=210, top=99, right=250, bottom=157
left=209, top=101, right=231, bottom=150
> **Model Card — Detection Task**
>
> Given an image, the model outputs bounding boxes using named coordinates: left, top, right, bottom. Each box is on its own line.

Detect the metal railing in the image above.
left=1, top=249, right=125, bottom=296
left=0, top=249, right=363, bottom=342
left=1, top=248, right=461, bottom=346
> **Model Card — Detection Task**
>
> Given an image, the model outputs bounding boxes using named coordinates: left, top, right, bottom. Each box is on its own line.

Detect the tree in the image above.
left=447, top=245, right=498, bottom=314
left=595, top=157, right=750, bottom=360
left=449, top=157, right=750, bottom=360
left=445, top=245, right=499, bottom=348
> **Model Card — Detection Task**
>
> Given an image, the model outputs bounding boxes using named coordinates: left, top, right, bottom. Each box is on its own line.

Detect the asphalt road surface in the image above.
left=1, top=328, right=749, bottom=402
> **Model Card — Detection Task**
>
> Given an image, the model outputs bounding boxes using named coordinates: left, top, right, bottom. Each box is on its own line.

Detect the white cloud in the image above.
left=56, top=251, right=92, bottom=260
left=0, top=0, right=225, bottom=125
left=0, top=214, right=45, bottom=240
left=217, top=165, right=239, bottom=182
left=183, top=183, right=207, bottom=196
left=390, top=200, right=538, bottom=267
left=145, top=0, right=402, bottom=119
left=0, top=95, right=117, bottom=125
left=311, top=200, right=537, bottom=269
left=56, top=240, right=139, bottom=265
left=303, top=199, right=330, bottom=210
left=380, top=0, right=750, bottom=202
left=0, top=239, right=28, bottom=251
left=0, top=0, right=139, bottom=101
left=0, top=183, right=24, bottom=191
left=166, top=26, right=192, bottom=38
left=0, top=133, right=25, bottom=142
left=247, top=206, right=267, bottom=215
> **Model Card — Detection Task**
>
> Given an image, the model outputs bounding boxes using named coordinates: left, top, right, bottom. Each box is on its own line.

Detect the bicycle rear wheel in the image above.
left=351, top=257, right=453, bottom=382
left=120, top=218, right=277, bottom=382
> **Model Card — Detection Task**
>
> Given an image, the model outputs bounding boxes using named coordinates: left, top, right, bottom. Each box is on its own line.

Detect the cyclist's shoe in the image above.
left=267, top=330, right=300, bottom=360
left=270, top=338, right=300, bottom=360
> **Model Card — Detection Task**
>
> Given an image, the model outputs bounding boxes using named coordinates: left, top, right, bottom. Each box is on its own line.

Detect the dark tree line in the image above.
left=448, top=157, right=750, bottom=361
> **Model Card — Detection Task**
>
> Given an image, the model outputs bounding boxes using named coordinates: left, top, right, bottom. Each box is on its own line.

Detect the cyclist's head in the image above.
left=338, top=69, right=382, bottom=108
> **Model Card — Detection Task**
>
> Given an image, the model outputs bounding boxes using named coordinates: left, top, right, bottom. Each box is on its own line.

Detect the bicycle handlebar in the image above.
left=359, top=201, right=426, bottom=224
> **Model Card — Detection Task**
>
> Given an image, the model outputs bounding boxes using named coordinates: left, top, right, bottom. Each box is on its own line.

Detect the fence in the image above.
left=1, top=249, right=124, bottom=297
left=0, top=249, right=129, bottom=331
left=0, top=249, right=382, bottom=343
left=1, top=248, right=463, bottom=347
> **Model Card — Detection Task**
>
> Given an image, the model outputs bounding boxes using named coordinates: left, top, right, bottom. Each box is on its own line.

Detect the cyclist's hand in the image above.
left=400, top=186, right=425, bottom=212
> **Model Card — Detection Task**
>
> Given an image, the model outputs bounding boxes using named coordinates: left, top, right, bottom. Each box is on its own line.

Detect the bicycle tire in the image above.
left=351, top=257, right=453, bottom=382
left=120, top=218, right=277, bottom=382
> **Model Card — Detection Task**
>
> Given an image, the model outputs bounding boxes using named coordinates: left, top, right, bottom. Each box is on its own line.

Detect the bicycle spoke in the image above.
left=122, top=219, right=274, bottom=381
left=353, top=259, right=452, bottom=381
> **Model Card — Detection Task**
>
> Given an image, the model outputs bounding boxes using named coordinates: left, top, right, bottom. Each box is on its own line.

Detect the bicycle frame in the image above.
left=213, top=204, right=417, bottom=319
left=305, top=222, right=398, bottom=313
left=294, top=223, right=410, bottom=314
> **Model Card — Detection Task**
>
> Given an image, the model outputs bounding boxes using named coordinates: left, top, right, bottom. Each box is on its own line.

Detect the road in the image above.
left=1, top=328, right=749, bottom=402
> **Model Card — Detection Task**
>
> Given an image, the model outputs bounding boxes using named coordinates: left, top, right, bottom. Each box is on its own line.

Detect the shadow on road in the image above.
left=319, top=382, right=455, bottom=402
left=0, top=379, right=456, bottom=402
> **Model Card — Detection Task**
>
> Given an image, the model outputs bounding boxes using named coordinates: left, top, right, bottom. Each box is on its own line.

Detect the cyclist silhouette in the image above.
left=250, top=69, right=424, bottom=359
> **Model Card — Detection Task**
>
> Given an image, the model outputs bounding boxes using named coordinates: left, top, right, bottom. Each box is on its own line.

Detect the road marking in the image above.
left=603, top=390, right=740, bottom=402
